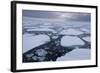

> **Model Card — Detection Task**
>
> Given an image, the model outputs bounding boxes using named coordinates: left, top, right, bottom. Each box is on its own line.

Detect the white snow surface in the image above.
left=27, top=28, right=55, bottom=32
left=61, top=36, right=85, bottom=47
left=60, top=29, right=84, bottom=35
left=83, top=36, right=91, bottom=42
left=23, top=33, right=50, bottom=53
left=57, top=48, right=91, bottom=61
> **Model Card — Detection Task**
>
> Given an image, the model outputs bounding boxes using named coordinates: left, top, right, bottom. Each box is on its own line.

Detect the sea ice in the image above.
left=57, top=48, right=91, bottom=61
left=80, top=28, right=90, bottom=33
left=23, top=33, right=50, bottom=53
left=83, top=36, right=91, bottom=42
left=60, top=36, right=85, bottom=47
left=60, top=29, right=84, bottom=35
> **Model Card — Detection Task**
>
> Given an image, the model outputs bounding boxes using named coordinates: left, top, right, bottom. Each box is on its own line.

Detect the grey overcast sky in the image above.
left=22, top=10, right=91, bottom=22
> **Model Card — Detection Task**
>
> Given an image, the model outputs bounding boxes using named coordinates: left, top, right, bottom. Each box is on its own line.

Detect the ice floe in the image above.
left=61, top=36, right=85, bottom=47
left=35, top=49, right=47, bottom=57
left=23, top=33, right=50, bottom=53
left=83, top=36, right=91, bottom=42
left=27, top=28, right=55, bottom=32
left=60, top=29, right=84, bottom=35
left=57, top=48, right=91, bottom=61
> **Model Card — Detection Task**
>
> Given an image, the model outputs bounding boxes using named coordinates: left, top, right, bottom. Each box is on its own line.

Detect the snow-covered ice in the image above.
left=23, top=33, right=50, bottom=53
left=43, top=23, right=52, bottom=26
left=39, top=25, right=53, bottom=28
left=61, top=36, right=85, bottom=47
left=60, top=29, right=84, bottom=35
left=27, top=28, right=55, bottom=32
left=57, top=48, right=91, bottom=61
left=83, top=36, right=91, bottom=42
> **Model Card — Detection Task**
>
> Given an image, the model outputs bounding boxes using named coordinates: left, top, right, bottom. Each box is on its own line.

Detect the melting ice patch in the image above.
left=35, top=49, right=47, bottom=57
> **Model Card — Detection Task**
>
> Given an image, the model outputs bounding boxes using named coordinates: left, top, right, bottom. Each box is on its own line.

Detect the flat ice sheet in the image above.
left=57, top=48, right=91, bottom=61
left=60, top=29, right=84, bottom=35
left=61, top=36, right=85, bottom=47
left=23, top=33, right=50, bottom=53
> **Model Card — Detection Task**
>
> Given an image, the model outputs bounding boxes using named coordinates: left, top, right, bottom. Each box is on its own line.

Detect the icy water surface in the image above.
left=22, top=18, right=91, bottom=62
left=22, top=6, right=91, bottom=62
